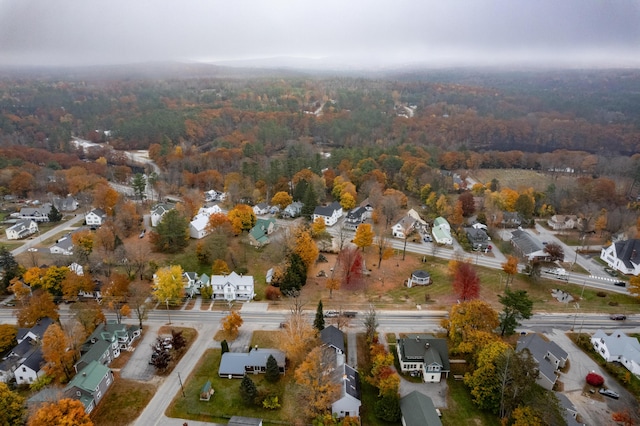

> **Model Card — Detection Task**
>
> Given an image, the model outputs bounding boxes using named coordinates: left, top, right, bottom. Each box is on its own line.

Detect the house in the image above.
left=75, top=339, right=113, bottom=373
left=19, top=204, right=52, bottom=222
left=320, top=325, right=346, bottom=366
left=282, top=201, right=303, bottom=218
left=15, top=347, right=45, bottom=385
left=150, top=203, right=174, bottom=227
left=548, top=214, right=578, bottom=231
left=396, top=334, right=450, bottom=382
left=500, top=211, right=522, bottom=228
left=516, top=333, right=568, bottom=390
left=205, top=189, right=226, bottom=202
left=252, top=203, right=270, bottom=216
left=210, top=271, right=255, bottom=301
left=407, top=208, right=428, bottom=231
left=189, top=204, right=223, bottom=239
left=331, top=363, right=361, bottom=419
left=52, top=195, right=79, bottom=212
left=510, top=229, right=550, bottom=262
left=407, top=270, right=431, bottom=287
left=49, top=233, right=74, bottom=256
left=344, top=206, right=371, bottom=231
left=591, top=329, right=640, bottom=375
left=228, top=417, right=263, bottom=426
left=601, top=239, right=640, bottom=276
left=85, top=208, right=106, bottom=227
left=313, top=201, right=343, bottom=227
left=5, top=219, right=38, bottom=240
left=65, top=360, right=114, bottom=414
left=218, top=349, right=286, bottom=378
left=555, top=392, right=585, bottom=426
left=432, top=217, right=453, bottom=245
left=248, top=218, right=276, bottom=247
left=86, top=322, right=141, bottom=359
left=17, top=317, right=54, bottom=344
left=464, top=227, right=490, bottom=251
left=400, top=390, right=442, bottom=426
left=392, top=216, right=417, bottom=239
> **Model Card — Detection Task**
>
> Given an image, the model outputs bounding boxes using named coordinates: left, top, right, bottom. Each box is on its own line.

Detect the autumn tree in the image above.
left=0, top=324, right=17, bottom=354
left=61, top=271, right=94, bottom=303
left=16, top=290, right=59, bottom=327
left=452, top=262, right=480, bottom=301
left=149, top=209, right=189, bottom=253
left=271, top=191, right=293, bottom=209
left=444, top=300, right=499, bottom=357
left=374, top=228, right=394, bottom=269
left=325, top=276, right=340, bottom=299
left=294, top=346, right=341, bottom=420
left=458, top=191, right=476, bottom=217
left=311, top=217, right=326, bottom=238
left=212, top=259, right=231, bottom=275
left=205, top=212, right=232, bottom=235
left=629, top=275, right=640, bottom=298
left=0, top=382, right=25, bottom=426
left=102, top=273, right=131, bottom=323
left=543, top=242, right=564, bottom=262
left=368, top=341, right=400, bottom=397
left=27, top=398, right=92, bottom=426
left=92, top=183, right=119, bottom=215
left=281, top=295, right=317, bottom=367
left=449, top=200, right=464, bottom=227
left=338, top=246, right=364, bottom=290
left=222, top=311, right=243, bottom=340
left=498, top=289, right=533, bottom=336
left=501, top=255, right=519, bottom=287
left=152, top=265, right=185, bottom=305
left=227, top=204, right=256, bottom=235
left=353, top=223, right=374, bottom=252
left=70, top=301, right=105, bottom=336
left=72, top=230, right=94, bottom=264
left=42, top=323, right=76, bottom=383
left=114, top=200, right=141, bottom=238
left=292, top=227, right=319, bottom=270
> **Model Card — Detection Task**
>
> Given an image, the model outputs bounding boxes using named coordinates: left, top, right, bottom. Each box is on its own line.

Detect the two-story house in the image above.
left=252, top=203, right=270, bottom=216
left=432, top=217, right=453, bottom=245
left=189, top=204, right=222, bottom=239
left=6, top=219, right=38, bottom=240
left=150, top=203, right=174, bottom=227
left=248, top=218, right=276, bottom=247
left=282, top=201, right=303, bottom=218
left=209, top=272, right=255, bottom=301
left=85, top=208, right=107, bottom=228
left=600, top=239, right=640, bottom=276
left=392, top=216, right=417, bottom=239
left=19, top=204, right=52, bottom=222
left=52, top=195, right=79, bottom=212
left=516, top=333, right=568, bottom=390
left=64, top=360, right=114, bottom=414
left=344, top=206, right=371, bottom=231
left=313, top=202, right=343, bottom=227
left=49, top=233, right=74, bottom=256
left=464, top=227, right=490, bottom=251
left=591, top=329, right=640, bottom=376
left=396, top=334, right=450, bottom=383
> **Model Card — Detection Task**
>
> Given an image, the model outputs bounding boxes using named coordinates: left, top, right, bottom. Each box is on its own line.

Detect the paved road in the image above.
left=8, top=213, right=85, bottom=257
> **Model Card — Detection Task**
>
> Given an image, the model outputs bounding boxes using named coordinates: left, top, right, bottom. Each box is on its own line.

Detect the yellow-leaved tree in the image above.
left=27, top=398, right=93, bottom=426
left=294, top=346, right=341, bottom=420
left=353, top=223, right=374, bottom=252
left=222, top=311, right=243, bottom=340
left=293, top=227, right=319, bottom=270
left=501, top=255, right=519, bottom=287
left=227, top=204, right=256, bottom=235
left=42, top=323, right=76, bottom=383
left=444, top=300, right=500, bottom=357
left=271, top=191, right=293, bottom=210
left=152, top=265, right=185, bottom=306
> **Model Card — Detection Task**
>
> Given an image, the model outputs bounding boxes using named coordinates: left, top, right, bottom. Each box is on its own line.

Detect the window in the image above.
left=96, top=390, right=101, bottom=399
left=22, top=367, right=26, bottom=372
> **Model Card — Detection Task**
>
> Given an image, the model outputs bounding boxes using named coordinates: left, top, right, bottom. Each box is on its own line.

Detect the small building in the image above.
left=52, top=195, right=79, bottom=212
left=50, top=233, right=74, bottom=256
left=400, top=390, right=442, bottom=426
left=313, top=201, right=343, bottom=227
left=600, top=239, right=640, bottom=276
left=282, top=201, right=303, bottom=218
left=218, top=349, right=286, bottom=378
left=331, top=363, right=361, bottom=419
left=85, top=208, right=106, bottom=227
left=189, top=204, right=223, bottom=239
left=5, top=219, right=38, bottom=240
left=408, top=270, right=431, bottom=287
left=320, top=325, right=346, bottom=366
left=252, top=203, right=270, bottom=216
left=14, top=347, right=45, bottom=385
left=150, top=203, right=174, bottom=227
left=248, top=218, right=276, bottom=247
left=396, top=334, right=450, bottom=382
left=510, top=230, right=550, bottom=262
left=500, top=211, right=522, bottom=228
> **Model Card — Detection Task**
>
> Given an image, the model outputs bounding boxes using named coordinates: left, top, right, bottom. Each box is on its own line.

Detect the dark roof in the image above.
left=613, top=239, right=640, bottom=269
left=343, top=364, right=361, bottom=400
left=22, top=347, right=45, bottom=372
left=516, top=334, right=565, bottom=385
left=398, top=335, right=450, bottom=372
left=346, top=207, right=367, bottom=220
left=314, top=201, right=342, bottom=217
left=17, top=318, right=54, bottom=342
left=412, top=270, right=431, bottom=279
left=511, top=229, right=544, bottom=255
left=320, top=325, right=345, bottom=353
left=464, top=227, right=489, bottom=241
left=11, top=337, right=37, bottom=357
left=400, top=390, right=442, bottom=426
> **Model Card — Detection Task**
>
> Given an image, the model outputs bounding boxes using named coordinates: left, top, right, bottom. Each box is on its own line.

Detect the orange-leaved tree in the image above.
left=42, top=323, right=76, bottom=383
left=501, top=255, right=519, bottom=287
left=16, top=290, right=59, bottom=327
left=222, top=311, right=243, bottom=340
left=294, top=346, right=341, bottom=420
left=27, top=398, right=92, bottom=426
left=227, top=204, right=256, bottom=235
left=293, top=227, right=319, bottom=270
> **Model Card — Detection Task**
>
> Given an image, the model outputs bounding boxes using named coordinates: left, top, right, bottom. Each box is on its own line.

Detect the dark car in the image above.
left=614, top=281, right=626, bottom=287
left=599, top=388, right=620, bottom=399
left=610, top=314, right=627, bottom=321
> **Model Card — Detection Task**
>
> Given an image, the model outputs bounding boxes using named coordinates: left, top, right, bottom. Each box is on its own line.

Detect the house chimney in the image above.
left=82, top=372, right=86, bottom=377
left=425, top=342, right=430, bottom=349
left=416, top=336, right=420, bottom=342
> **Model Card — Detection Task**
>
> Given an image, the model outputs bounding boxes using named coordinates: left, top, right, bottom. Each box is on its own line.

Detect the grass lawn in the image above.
left=443, top=380, right=500, bottom=426
left=166, top=349, right=297, bottom=424
left=91, top=375, right=157, bottom=426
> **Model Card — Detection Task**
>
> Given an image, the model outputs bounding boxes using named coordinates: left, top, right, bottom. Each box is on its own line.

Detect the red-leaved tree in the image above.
left=452, top=262, right=480, bottom=301
left=586, top=372, right=604, bottom=387
left=338, top=246, right=364, bottom=290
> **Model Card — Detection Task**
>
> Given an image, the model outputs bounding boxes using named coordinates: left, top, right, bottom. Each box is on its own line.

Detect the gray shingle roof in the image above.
left=400, top=390, right=442, bottom=426
left=320, top=325, right=345, bottom=353
left=613, top=239, right=640, bottom=269
left=398, top=335, right=450, bottom=372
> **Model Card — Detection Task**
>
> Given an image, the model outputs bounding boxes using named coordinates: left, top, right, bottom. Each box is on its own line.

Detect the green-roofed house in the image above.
left=432, top=217, right=453, bottom=245
left=400, top=390, right=442, bottom=426
left=396, top=334, right=450, bottom=383
left=248, top=218, right=276, bottom=247
left=65, top=360, right=114, bottom=414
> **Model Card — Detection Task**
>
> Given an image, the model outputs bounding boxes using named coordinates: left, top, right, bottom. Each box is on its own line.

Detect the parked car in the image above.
left=604, top=267, right=617, bottom=277
left=614, top=281, right=626, bottom=287
left=610, top=314, right=627, bottom=321
left=139, top=229, right=146, bottom=238
left=324, top=310, right=339, bottom=318
left=599, top=388, right=620, bottom=399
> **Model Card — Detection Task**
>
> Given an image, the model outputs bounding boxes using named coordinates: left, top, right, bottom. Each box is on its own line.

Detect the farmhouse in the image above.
left=5, top=219, right=38, bottom=240
left=396, top=334, right=450, bottom=383
left=600, top=239, right=640, bottom=276
left=591, top=329, right=640, bottom=375
left=313, top=201, right=343, bottom=227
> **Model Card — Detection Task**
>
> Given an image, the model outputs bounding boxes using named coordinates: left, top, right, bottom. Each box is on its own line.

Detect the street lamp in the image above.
left=165, top=299, right=171, bottom=325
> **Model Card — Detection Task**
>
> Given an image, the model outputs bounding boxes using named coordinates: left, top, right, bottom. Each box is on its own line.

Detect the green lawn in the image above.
left=166, top=349, right=297, bottom=424
left=443, top=380, right=500, bottom=426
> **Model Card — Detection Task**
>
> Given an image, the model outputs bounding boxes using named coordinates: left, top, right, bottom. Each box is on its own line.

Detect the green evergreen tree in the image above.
left=48, top=205, right=63, bottom=222
left=498, top=289, right=533, bottom=336
left=149, top=210, right=189, bottom=253
left=265, top=354, right=280, bottom=383
left=221, top=340, right=229, bottom=354
left=239, top=376, right=258, bottom=405
left=132, top=173, right=147, bottom=201
left=301, top=185, right=318, bottom=219
left=0, top=246, right=20, bottom=293
left=374, top=394, right=401, bottom=422
left=280, top=253, right=308, bottom=294
left=314, top=300, right=325, bottom=331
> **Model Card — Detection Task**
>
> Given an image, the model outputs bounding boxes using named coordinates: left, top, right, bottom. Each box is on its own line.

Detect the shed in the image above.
left=408, top=270, right=431, bottom=287
left=199, top=380, right=214, bottom=401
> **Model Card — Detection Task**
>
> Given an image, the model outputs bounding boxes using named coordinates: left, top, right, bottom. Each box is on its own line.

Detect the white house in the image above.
left=252, top=203, right=269, bottom=216
left=591, top=329, right=640, bottom=376
left=396, top=334, right=450, bottom=383
left=150, top=203, right=174, bottom=227
left=407, top=208, right=428, bottom=230
left=601, top=239, right=640, bottom=276
left=50, top=233, right=74, bottom=256
left=432, top=217, right=453, bottom=245
left=331, top=363, right=361, bottom=419
left=6, top=219, right=38, bottom=240
left=209, top=272, right=254, bottom=301
left=547, top=214, right=578, bottom=230
left=392, top=216, right=417, bottom=239
left=85, top=208, right=106, bottom=227
left=313, top=202, right=343, bottom=227
left=282, top=201, right=303, bottom=218
left=15, top=347, right=45, bottom=385
left=19, top=204, right=52, bottom=222
left=189, top=204, right=222, bottom=239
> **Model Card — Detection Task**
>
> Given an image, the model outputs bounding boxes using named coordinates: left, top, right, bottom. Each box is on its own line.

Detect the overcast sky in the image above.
left=1, top=0, right=639, bottom=68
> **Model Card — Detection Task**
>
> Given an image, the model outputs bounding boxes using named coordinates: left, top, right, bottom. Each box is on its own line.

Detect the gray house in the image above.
left=397, top=334, right=450, bottom=383
left=218, top=349, right=286, bottom=378
left=516, top=333, right=568, bottom=391
left=400, top=390, right=442, bottom=426
left=464, top=227, right=490, bottom=251
left=65, top=360, right=114, bottom=414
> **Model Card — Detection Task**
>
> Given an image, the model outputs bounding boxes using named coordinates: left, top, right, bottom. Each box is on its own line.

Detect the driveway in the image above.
left=120, top=323, right=161, bottom=381
left=545, top=329, right=640, bottom=425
